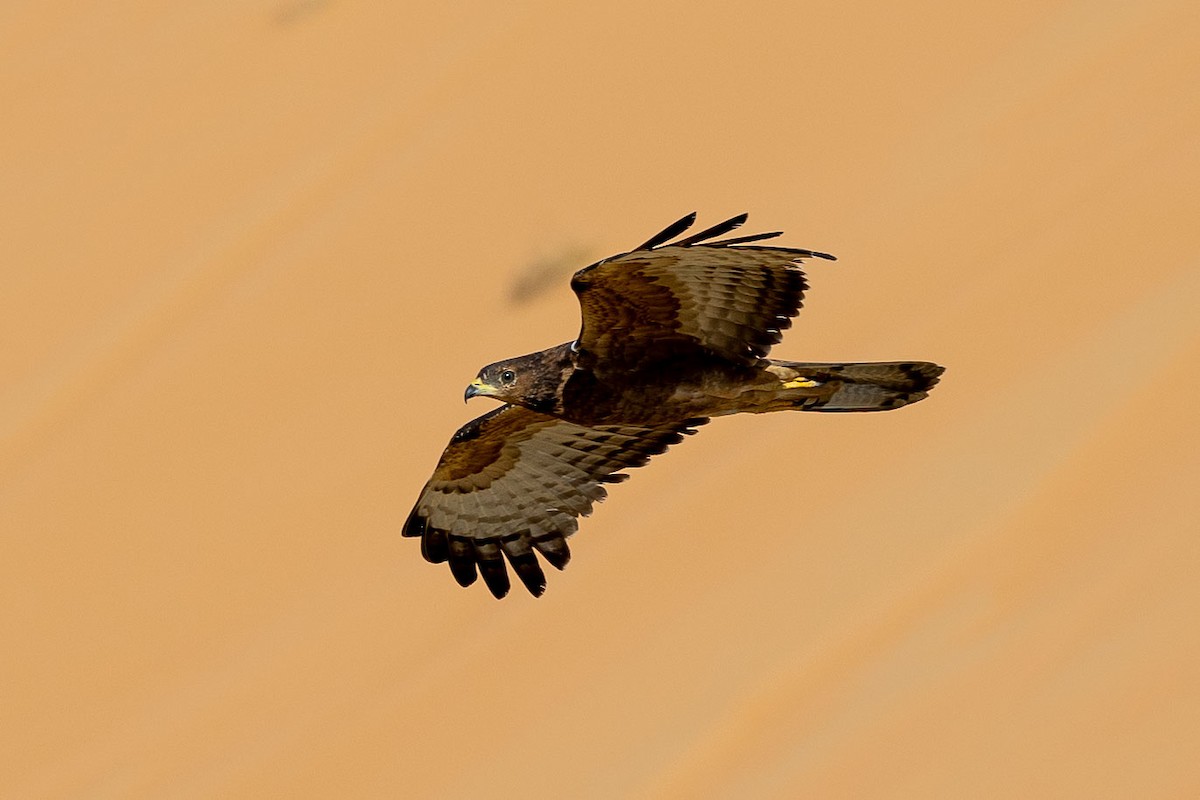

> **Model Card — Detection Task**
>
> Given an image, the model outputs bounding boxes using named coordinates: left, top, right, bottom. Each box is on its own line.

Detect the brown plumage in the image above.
left=403, top=213, right=945, bottom=598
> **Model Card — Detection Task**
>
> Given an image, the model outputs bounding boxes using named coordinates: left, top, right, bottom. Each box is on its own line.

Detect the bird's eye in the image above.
left=500, top=369, right=516, bottom=384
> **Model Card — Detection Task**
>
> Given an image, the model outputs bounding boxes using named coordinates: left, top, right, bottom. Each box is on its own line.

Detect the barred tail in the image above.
left=769, top=360, right=945, bottom=412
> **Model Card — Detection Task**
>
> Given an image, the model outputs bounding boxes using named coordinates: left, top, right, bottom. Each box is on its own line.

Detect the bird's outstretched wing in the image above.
left=570, top=213, right=836, bottom=372
left=403, top=404, right=706, bottom=598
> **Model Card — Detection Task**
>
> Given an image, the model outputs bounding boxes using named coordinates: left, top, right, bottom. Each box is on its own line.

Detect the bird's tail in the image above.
left=765, top=360, right=945, bottom=412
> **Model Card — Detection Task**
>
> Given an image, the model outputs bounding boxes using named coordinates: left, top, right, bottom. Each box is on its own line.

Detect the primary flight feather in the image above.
left=403, top=213, right=944, bottom=598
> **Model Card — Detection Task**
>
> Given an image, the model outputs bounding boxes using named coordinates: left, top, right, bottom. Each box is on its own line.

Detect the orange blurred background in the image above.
left=3, top=2, right=1198, bottom=797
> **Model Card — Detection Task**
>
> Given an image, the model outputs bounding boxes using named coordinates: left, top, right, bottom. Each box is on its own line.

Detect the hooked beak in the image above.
left=464, top=377, right=491, bottom=402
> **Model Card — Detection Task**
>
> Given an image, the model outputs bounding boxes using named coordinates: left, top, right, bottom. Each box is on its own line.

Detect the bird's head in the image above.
left=465, top=358, right=528, bottom=404
left=465, top=347, right=569, bottom=414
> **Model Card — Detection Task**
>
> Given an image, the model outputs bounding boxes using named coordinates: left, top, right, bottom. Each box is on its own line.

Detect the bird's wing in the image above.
left=570, top=213, right=836, bottom=372
left=403, top=404, right=706, bottom=598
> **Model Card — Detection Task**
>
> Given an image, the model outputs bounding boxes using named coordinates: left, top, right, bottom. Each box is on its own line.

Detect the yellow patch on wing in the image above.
left=782, top=377, right=821, bottom=389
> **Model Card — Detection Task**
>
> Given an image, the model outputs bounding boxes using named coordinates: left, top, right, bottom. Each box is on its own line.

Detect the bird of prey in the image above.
left=403, top=213, right=944, bottom=598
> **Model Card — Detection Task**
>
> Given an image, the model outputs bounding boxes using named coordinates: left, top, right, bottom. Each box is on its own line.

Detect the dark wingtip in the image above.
left=674, top=213, right=749, bottom=247
left=707, top=230, right=784, bottom=246
left=448, top=536, right=478, bottom=587
left=449, top=561, right=477, bottom=588
left=401, top=506, right=424, bottom=538
left=422, top=528, right=449, bottom=564
left=532, top=534, right=571, bottom=570
left=635, top=212, right=697, bottom=250
left=481, top=565, right=511, bottom=599
left=407, top=510, right=451, bottom=564
left=907, top=362, right=946, bottom=391
left=508, top=555, right=547, bottom=597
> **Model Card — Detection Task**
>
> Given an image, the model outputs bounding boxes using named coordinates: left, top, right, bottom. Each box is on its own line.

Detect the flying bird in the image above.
left=403, top=213, right=944, bottom=598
